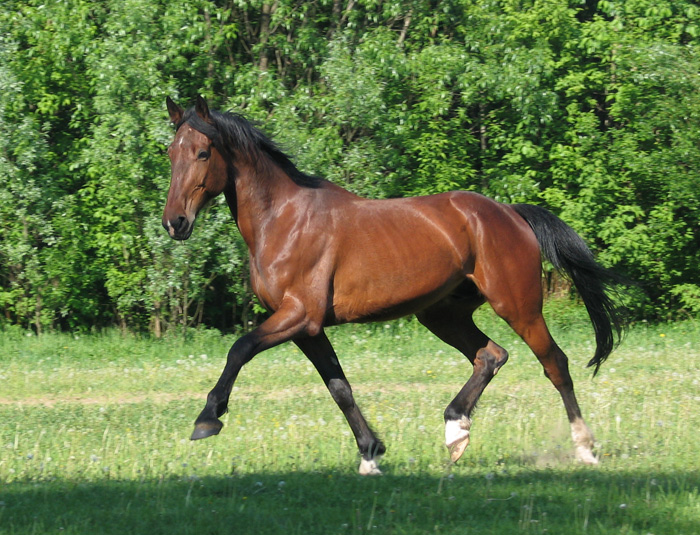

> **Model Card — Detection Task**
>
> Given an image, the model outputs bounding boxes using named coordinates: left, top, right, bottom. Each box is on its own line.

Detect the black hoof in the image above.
left=191, top=419, right=223, bottom=440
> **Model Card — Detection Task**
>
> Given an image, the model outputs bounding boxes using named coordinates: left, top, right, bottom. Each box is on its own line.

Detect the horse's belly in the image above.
left=329, top=253, right=465, bottom=323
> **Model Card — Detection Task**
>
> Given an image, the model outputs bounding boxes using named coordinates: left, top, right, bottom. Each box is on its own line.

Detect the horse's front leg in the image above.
left=295, top=332, right=385, bottom=475
left=191, top=300, right=308, bottom=440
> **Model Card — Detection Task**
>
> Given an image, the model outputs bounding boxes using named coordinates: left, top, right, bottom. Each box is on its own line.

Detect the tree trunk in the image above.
left=259, top=3, right=274, bottom=71
left=398, top=9, right=413, bottom=47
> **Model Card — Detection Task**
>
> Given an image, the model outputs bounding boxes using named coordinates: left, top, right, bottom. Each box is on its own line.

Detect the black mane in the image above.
left=178, top=107, right=323, bottom=189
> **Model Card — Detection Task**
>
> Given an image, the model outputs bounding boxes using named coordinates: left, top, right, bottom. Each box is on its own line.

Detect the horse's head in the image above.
left=162, top=96, right=228, bottom=240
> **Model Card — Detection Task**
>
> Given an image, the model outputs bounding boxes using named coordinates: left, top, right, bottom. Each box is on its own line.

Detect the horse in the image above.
left=162, top=95, right=626, bottom=475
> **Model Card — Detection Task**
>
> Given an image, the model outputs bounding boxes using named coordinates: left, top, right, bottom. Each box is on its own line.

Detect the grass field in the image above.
left=1, top=303, right=699, bottom=534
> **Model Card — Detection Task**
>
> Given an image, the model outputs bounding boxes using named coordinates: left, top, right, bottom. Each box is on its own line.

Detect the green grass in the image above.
left=1, top=304, right=699, bottom=534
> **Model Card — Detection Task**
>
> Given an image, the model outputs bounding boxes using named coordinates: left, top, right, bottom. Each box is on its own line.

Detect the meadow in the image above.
left=1, top=303, right=698, bottom=534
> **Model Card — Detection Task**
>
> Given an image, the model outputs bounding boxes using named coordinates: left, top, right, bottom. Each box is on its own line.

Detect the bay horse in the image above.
left=162, top=96, right=625, bottom=474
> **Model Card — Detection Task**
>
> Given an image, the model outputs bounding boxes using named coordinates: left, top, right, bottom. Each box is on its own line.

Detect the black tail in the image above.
left=512, top=204, right=627, bottom=375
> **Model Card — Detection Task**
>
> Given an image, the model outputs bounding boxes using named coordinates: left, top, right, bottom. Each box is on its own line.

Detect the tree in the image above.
left=1, top=0, right=698, bottom=333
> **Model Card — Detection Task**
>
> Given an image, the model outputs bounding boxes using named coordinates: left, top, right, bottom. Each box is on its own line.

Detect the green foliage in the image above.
left=0, top=0, right=698, bottom=333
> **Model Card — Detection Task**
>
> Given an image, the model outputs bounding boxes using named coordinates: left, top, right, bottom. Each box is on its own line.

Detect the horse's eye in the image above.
left=197, top=150, right=210, bottom=161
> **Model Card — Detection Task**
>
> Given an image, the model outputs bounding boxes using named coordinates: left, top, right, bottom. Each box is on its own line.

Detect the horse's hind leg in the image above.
left=417, top=292, right=509, bottom=462
left=294, top=331, right=385, bottom=475
left=506, top=313, right=598, bottom=464
left=483, top=269, right=598, bottom=463
left=467, top=203, right=598, bottom=464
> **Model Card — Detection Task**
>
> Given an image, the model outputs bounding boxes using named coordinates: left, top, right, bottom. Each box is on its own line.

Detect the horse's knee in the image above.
left=475, top=342, right=508, bottom=375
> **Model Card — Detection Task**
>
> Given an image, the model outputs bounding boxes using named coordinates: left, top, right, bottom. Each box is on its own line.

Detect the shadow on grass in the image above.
left=1, top=468, right=698, bottom=535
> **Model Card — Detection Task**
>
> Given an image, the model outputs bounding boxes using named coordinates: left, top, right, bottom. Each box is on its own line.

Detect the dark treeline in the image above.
left=1, top=0, right=698, bottom=335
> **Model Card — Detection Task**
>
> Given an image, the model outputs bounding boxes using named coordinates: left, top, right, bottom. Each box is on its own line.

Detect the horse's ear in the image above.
left=195, top=95, right=211, bottom=122
left=166, top=96, right=183, bottom=125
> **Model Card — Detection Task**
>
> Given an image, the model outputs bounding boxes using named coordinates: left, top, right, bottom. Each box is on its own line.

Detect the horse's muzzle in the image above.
left=163, top=215, right=193, bottom=240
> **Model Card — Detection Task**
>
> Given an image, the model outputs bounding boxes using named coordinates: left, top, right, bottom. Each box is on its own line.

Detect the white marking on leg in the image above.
left=358, top=455, right=382, bottom=476
left=445, top=416, right=471, bottom=463
left=571, top=417, right=598, bottom=465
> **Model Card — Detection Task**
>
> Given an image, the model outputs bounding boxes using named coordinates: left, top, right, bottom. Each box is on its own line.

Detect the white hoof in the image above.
left=575, top=446, right=599, bottom=465
left=571, top=417, right=598, bottom=465
left=445, top=417, right=472, bottom=463
left=358, top=456, right=382, bottom=476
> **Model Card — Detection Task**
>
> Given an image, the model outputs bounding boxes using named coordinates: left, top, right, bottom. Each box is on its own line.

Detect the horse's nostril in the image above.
left=171, top=216, right=187, bottom=233
left=162, top=214, right=192, bottom=239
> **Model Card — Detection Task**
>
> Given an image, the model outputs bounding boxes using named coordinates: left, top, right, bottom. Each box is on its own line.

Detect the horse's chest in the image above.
left=249, top=250, right=310, bottom=312
left=249, top=262, right=280, bottom=311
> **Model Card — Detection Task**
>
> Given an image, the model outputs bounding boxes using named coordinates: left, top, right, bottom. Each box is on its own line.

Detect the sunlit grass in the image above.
left=1, top=303, right=699, bottom=534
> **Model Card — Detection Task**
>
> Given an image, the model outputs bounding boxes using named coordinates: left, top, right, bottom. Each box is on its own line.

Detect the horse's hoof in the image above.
left=445, top=417, right=471, bottom=463
left=191, top=419, right=223, bottom=440
left=571, top=418, right=598, bottom=465
left=575, top=446, right=599, bottom=465
left=358, top=457, right=383, bottom=476
left=447, top=435, right=470, bottom=463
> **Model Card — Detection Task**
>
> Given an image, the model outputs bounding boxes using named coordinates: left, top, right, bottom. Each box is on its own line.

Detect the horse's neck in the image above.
left=228, top=161, right=301, bottom=251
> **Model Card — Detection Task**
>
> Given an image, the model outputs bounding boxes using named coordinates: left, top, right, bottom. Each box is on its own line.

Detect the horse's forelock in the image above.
left=179, top=108, right=222, bottom=148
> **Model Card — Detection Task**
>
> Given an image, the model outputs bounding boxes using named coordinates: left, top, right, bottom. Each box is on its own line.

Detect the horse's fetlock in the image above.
left=215, top=402, right=229, bottom=418
left=360, top=439, right=386, bottom=459
left=443, top=406, right=464, bottom=423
